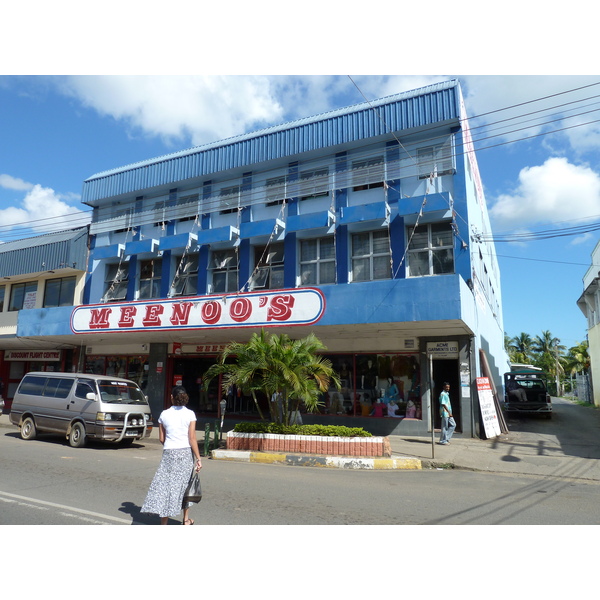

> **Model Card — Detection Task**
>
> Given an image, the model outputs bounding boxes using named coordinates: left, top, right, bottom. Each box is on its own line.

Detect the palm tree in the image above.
left=564, top=340, right=590, bottom=376
left=508, top=332, right=535, bottom=364
left=532, top=330, right=566, bottom=395
left=203, top=330, right=340, bottom=425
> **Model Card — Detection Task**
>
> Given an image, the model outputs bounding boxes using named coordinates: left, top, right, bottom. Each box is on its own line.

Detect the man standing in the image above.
left=439, top=382, right=456, bottom=445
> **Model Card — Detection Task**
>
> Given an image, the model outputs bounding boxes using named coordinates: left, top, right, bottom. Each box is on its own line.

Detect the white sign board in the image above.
left=476, top=377, right=501, bottom=438
left=426, top=341, right=459, bottom=359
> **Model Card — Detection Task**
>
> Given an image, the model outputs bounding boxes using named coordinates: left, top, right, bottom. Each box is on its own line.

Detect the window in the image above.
left=300, top=237, right=336, bottom=285
left=251, top=243, right=284, bottom=290
left=352, top=156, right=384, bottom=191
left=103, top=264, right=129, bottom=302
left=8, top=281, right=38, bottom=311
left=266, top=176, right=288, bottom=206
left=139, top=259, right=162, bottom=299
left=351, top=230, right=391, bottom=282
left=0, top=285, right=5, bottom=312
left=299, top=167, right=329, bottom=200
left=171, top=254, right=199, bottom=297
left=44, top=276, right=76, bottom=308
left=407, top=223, right=454, bottom=276
left=417, top=140, right=454, bottom=179
left=210, top=249, right=239, bottom=293
left=219, top=185, right=240, bottom=214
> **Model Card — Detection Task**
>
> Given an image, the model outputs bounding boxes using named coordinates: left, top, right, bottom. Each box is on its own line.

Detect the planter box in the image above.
left=226, top=431, right=391, bottom=457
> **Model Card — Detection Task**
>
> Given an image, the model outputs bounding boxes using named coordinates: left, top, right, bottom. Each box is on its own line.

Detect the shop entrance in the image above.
left=432, top=359, right=461, bottom=432
left=171, top=356, right=221, bottom=415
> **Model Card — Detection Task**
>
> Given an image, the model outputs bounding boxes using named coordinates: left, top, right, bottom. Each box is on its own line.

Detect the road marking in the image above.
left=0, top=490, right=131, bottom=524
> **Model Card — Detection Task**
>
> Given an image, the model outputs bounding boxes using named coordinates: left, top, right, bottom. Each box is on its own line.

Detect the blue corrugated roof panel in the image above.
left=82, top=80, right=461, bottom=204
left=0, top=227, right=89, bottom=276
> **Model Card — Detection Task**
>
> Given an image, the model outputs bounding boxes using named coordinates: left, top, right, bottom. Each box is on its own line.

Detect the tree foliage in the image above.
left=505, top=330, right=589, bottom=394
left=203, top=330, right=341, bottom=424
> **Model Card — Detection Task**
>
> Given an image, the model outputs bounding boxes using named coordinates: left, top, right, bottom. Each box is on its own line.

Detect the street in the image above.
left=1, top=412, right=599, bottom=526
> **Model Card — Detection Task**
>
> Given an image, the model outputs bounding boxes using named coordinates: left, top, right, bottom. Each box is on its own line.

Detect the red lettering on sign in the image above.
left=267, top=294, right=295, bottom=321
left=118, top=306, right=137, bottom=327
left=142, top=304, right=165, bottom=326
left=170, top=302, right=193, bottom=326
left=89, top=307, right=112, bottom=329
left=201, top=301, right=221, bottom=325
left=230, top=297, right=252, bottom=323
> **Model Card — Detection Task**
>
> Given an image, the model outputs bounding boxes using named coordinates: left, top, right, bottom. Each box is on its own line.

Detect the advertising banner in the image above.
left=71, top=288, right=325, bottom=334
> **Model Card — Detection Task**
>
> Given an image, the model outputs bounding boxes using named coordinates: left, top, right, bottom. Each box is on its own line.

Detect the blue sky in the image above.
left=0, top=73, right=598, bottom=350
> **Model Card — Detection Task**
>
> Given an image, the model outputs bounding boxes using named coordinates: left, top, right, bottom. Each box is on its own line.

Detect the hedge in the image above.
left=232, top=422, right=372, bottom=437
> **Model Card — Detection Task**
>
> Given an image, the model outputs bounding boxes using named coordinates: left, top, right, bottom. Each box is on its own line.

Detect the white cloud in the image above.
left=489, top=157, right=600, bottom=230
left=461, top=75, right=600, bottom=153
left=0, top=182, right=89, bottom=234
left=58, top=75, right=286, bottom=146
left=0, top=174, right=33, bottom=191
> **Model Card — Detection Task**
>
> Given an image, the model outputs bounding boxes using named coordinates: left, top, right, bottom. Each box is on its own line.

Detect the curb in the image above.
left=211, top=449, right=422, bottom=470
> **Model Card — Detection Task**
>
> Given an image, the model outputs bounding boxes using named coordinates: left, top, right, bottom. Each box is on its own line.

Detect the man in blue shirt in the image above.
left=439, top=382, right=456, bottom=445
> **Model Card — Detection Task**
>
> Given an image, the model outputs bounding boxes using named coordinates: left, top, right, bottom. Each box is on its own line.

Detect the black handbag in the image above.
left=183, top=470, right=202, bottom=505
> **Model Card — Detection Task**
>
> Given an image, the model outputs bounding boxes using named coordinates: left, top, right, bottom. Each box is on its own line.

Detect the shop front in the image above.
left=1, top=349, right=77, bottom=410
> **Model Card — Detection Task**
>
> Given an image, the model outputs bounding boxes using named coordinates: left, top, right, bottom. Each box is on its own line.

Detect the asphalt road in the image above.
left=1, top=415, right=599, bottom=526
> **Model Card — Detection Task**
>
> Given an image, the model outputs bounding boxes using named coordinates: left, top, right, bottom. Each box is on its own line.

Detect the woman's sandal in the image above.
left=183, top=519, right=194, bottom=525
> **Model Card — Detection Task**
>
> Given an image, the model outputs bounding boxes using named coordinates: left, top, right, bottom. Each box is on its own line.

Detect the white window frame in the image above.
left=138, top=258, right=162, bottom=300
left=103, top=264, right=129, bottom=302
left=407, top=222, right=455, bottom=277
left=209, top=248, right=239, bottom=294
left=352, top=156, right=385, bottom=191
left=219, top=185, right=240, bottom=214
left=250, top=243, right=284, bottom=290
left=171, top=254, right=199, bottom=297
left=299, top=167, right=329, bottom=200
left=299, top=236, right=336, bottom=286
left=351, top=230, right=391, bottom=282
left=417, top=139, right=454, bottom=179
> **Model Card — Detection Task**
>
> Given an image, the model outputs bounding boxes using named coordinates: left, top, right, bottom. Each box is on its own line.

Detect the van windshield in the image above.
left=97, top=380, right=148, bottom=404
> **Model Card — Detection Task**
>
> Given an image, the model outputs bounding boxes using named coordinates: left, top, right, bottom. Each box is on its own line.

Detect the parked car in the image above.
left=9, top=372, right=153, bottom=447
left=504, top=365, right=552, bottom=419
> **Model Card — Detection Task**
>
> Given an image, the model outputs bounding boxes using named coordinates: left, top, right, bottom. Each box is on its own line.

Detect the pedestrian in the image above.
left=439, top=382, right=456, bottom=445
left=141, top=385, right=202, bottom=525
left=506, top=376, right=527, bottom=402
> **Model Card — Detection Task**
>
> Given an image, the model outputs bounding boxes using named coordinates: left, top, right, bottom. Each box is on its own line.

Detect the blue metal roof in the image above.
left=82, top=79, right=461, bottom=204
left=0, top=227, right=89, bottom=276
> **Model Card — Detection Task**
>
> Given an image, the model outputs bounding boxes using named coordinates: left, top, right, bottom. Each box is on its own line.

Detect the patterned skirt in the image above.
left=141, top=447, right=194, bottom=518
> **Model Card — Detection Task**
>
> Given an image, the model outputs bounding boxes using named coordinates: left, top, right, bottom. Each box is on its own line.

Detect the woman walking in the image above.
left=141, top=386, right=202, bottom=525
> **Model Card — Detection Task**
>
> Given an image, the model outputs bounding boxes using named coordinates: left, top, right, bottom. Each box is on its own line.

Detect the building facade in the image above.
left=0, top=228, right=89, bottom=401
left=15, top=80, right=509, bottom=437
left=577, top=239, right=600, bottom=406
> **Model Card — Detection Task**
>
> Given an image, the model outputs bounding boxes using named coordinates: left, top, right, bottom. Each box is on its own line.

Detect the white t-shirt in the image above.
left=158, top=406, right=196, bottom=450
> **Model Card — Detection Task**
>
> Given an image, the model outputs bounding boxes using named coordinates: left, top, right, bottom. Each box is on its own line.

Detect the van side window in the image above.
left=18, top=376, right=47, bottom=396
left=75, top=382, right=95, bottom=399
left=44, top=378, right=73, bottom=399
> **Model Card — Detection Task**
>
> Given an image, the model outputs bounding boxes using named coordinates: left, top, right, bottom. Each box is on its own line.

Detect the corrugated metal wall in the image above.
left=0, top=228, right=89, bottom=276
left=82, top=80, right=461, bottom=204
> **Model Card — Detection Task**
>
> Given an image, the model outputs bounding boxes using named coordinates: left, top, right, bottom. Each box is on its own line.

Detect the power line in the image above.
left=3, top=79, right=600, bottom=241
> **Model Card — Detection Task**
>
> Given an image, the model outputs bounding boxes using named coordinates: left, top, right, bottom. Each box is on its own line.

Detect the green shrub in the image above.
left=233, top=422, right=372, bottom=437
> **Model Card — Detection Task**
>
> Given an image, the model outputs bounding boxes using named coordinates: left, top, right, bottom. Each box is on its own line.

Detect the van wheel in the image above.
left=68, top=422, right=86, bottom=448
left=21, top=417, right=37, bottom=441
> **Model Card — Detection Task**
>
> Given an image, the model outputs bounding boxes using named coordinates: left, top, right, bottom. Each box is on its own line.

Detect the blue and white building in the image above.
left=16, top=80, right=509, bottom=437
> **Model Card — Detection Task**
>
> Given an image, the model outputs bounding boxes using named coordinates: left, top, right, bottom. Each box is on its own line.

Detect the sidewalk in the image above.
left=208, top=428, right=600, bottom=479
left=4, top=416, right=599, bottom=480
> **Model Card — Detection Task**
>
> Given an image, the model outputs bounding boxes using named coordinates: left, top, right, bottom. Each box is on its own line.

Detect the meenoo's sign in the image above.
left=71, top=288, right=326, bottom=334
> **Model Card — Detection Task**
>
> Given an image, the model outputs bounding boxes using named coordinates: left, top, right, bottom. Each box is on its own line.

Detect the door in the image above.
left=432, top=359, right=461, bottom=432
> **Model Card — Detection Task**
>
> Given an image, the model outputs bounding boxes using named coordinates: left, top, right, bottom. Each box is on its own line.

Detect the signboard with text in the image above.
left=71, top=288, right=326, bottom=335
left=476, top=377, right=501, bottom=438
left=426, top=341, right=459, bottom=359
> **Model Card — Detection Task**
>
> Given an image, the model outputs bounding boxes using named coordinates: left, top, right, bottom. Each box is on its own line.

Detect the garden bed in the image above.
left=226, top=431, right=392, bottom=457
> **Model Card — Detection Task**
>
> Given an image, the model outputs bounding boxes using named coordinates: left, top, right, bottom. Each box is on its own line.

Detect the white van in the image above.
left=10, top=372, right=153, bottom=447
